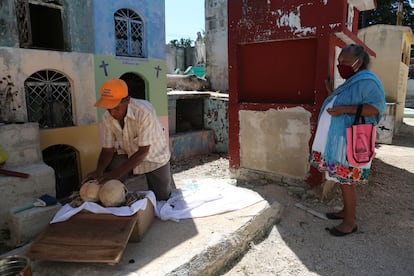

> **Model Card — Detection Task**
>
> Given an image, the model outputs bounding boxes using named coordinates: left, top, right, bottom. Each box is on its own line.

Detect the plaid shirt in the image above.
left=101, top=99, right=170, bottom=174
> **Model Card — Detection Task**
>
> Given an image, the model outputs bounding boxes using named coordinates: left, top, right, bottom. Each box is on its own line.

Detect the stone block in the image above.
left=7, top=203, right=62, bottom=247
left=0, top=163, right=55, bottom=228
left=169, top=130, right=215, bottom=161
left=0, top=123, right=42, bottom=167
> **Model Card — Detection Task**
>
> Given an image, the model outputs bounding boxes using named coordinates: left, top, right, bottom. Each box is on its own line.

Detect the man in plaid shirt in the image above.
left=84, top=78, right=174, bottom=200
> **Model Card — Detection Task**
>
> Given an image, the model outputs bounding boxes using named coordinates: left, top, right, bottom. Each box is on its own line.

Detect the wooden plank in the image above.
left=33, top=212, right=138, bottom=247
left=0, top=168, right=30, bottom=178
left=26, top=243, right=125, bottom=264
left=25, top=212, right=138, bottom=264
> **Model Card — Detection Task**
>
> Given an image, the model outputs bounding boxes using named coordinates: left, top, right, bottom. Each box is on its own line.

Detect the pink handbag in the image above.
left=346, top=105, right=376, bottom=167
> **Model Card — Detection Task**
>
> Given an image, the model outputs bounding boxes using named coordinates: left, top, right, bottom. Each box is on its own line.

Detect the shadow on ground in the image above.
left=221, top=119, right=414, bottom=276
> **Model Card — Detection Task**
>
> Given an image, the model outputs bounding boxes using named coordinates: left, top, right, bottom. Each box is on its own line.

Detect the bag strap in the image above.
left=353, top=104, right=365, bottom=125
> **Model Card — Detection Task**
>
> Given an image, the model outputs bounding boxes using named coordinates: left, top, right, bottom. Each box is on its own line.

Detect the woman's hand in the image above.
left=325, top=76, right=333, bottom=94
left=327, top=106, right=347, bottom=116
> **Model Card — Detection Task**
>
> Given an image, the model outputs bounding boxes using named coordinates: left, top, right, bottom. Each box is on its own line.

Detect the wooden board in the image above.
left=25, top=212, right=138, bottom=264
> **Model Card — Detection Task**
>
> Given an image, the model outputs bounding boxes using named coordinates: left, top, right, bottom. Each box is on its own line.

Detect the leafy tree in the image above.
left=168, top=38, right=194, bottom=48
left=359, top=0, right=414, bottom=30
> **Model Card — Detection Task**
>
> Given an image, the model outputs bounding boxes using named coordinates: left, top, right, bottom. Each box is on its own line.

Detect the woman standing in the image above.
left=310, top=44, right=386, bottom=236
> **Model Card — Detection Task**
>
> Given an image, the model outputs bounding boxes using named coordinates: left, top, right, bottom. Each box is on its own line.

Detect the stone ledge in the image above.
left=170, top=201, right=283, bottom=276
left=169, top=130, right=215, bottom=161
left=0, top=123, right=42, bottom=167
left=6, top=203, right=62, bottom=248
left=0, top=163, right=55, bottom=228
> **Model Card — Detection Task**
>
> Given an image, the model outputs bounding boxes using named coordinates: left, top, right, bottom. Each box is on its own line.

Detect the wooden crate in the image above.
left=25, top=198, right=155, bottom=264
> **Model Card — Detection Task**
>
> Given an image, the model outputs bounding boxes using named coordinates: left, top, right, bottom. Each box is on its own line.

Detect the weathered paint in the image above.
left=228, top=0, right=377, bottom=185
left=62, top=0, right=95, bottom=53
left=274, top=6, right=316, bottom=37
left=93, top=0, right=165, bottom=59
left=239, top=107, right=311, bottom=177
left=204, top=96, right=228, bottom=153
left=0, top=0, right=96, bottom=52
left=0, top=123, right=56, bottom=229
left=358, top=24, right=414, bottom=133
left=205, top=0, right=228, bottom=92
left=0, top=0, right=168, bottom=184
left=0, top=0, right=19, bottom=47
left=169, top=130, right=215, bottom=161
left=0, top=47, right=96, bottom=124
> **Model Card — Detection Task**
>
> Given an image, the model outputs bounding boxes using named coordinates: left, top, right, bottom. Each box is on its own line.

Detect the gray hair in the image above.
left=341, top=44, right=370, bottom=70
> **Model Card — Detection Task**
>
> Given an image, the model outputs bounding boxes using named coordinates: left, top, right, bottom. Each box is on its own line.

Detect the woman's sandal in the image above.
left=325, top=212, right=344, bottom=220
left=325, top=225, right=358, bottom=237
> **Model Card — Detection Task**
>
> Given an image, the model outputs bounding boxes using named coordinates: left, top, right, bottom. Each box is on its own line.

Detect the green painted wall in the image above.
left=94, top=55, right=167, bottom=118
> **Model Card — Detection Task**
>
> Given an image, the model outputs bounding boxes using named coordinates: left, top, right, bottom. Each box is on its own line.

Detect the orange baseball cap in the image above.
left=95, top=79, right=128, bottom=109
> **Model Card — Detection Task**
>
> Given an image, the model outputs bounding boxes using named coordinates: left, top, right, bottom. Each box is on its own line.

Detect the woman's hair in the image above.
left=342, top=44, right=370, bottom=70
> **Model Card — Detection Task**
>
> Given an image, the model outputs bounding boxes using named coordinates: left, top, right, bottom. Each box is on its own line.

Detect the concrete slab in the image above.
left=7, top=203, right=62, bottom=247
left=169, top=130, right=215, bottom=161
left=0, top=163, right=55, bottom=229
left=1, top=184, right=282, bottom=276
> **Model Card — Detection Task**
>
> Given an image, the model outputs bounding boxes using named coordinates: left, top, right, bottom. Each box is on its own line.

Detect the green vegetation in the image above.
left=168, top=38, right=193, bottom=48
left=359, top=0, right=414, bottom=30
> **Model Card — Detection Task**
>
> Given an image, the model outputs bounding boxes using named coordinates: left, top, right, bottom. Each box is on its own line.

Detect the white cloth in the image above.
left=155, top=179, right=265, bottom=222
left=50, top=191, right=156, bottom=224
left=311, top=95, right=371, bottom=172
left=312, top=96, right=336, bottom=153
left=50, top=179, right=265, bottom=224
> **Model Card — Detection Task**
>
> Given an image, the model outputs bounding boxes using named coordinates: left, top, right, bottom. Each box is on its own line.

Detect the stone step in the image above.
left=0, top=163, right=56, bottom=229
left=7, top=203, right=62, bottom=247
left=0, top=123, right=43, bottom=167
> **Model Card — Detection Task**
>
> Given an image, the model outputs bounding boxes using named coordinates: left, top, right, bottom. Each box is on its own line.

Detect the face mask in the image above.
left=337, top=59, right=359, bottom=79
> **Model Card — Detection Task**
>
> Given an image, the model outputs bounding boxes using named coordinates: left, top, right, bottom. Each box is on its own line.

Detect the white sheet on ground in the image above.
left=50, top=179, right=264, bottom=223
left=155, top=179, right=265, bottom=222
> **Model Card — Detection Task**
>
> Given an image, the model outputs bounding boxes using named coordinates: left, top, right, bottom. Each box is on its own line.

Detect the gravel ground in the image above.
left=172, top=118, right=414, bottom=276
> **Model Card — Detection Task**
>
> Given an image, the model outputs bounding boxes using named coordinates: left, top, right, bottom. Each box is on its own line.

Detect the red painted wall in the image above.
left=237, top=38, right=317, bottom=104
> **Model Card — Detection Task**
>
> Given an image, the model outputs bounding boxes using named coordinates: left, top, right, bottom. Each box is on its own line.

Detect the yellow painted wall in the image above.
left=39, top=124, right=101, bottom=179
left=358, top=24, right=414, bottom=132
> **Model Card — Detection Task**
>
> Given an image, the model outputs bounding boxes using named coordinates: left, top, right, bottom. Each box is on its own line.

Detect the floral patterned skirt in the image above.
left=310, top=150, right=370, bottom=185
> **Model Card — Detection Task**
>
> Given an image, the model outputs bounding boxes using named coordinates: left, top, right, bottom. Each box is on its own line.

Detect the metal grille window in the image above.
left=15, top=0, right=65, bottom=50
left=114, top=8, right=144, bottom=57
left=25, top=70, right=73, bottom=128
left=15, top=0, right=31, bottom=46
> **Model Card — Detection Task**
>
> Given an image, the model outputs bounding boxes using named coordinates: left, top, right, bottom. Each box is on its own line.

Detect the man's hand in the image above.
left=97, top=171, right=119, bottom=185
left=81, top=171, right=102, bottom=185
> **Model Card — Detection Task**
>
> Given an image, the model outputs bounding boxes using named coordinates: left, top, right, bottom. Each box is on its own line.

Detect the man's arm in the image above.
left=327, top=104, right=379, bottom=117
left=82, top=147, right=114, bottom=184
left=97, top=145, right=150, bottom=184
